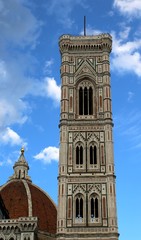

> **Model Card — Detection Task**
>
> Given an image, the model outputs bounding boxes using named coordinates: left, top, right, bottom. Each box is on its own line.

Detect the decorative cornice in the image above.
left=59, top=34, right=112, bottom=53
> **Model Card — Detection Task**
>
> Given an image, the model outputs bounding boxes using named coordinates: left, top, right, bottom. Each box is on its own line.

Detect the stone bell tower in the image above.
left=57, top=33, right=119, bottom=240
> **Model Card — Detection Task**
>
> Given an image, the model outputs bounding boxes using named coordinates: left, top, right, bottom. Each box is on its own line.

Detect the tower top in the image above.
left=59, top=33, right=112, bottom=54
left=9, top=148, right=31, bottom=182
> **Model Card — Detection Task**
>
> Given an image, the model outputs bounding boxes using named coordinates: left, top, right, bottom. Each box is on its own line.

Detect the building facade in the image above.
left=57, top=34, right=119, bottom=240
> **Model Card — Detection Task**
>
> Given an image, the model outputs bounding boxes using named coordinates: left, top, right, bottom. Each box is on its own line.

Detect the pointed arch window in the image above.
left=89, top=87, right=93, bottom=115
left=90, top=145, right=97, bottom=164
left=76, top=197, right=83, bottom=218
left=79, top=87, right=83, bottom=115
left=91, top=196, right=99, bottom=218
left=79, top=86, right=93, bottom=115
left=76, top=145, right=83, bottom=165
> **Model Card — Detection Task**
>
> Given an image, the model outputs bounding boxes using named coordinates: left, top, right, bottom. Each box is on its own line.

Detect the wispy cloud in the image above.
left=44, top=59, right=54, bottom=75
left=46, top=0, right=89, bottom=28
left=0, top=149, right=23, bottom=166
left=34, top=146, right=59, bottom=164
left=113, top=0, right=141, bottom=17
left=0, top=0, right=42, bottom=49
left=114, top=110, right=141, bottom=149
left=128, top=91, right=134, bottom=102
left=80, top=26, right=102, bottom=36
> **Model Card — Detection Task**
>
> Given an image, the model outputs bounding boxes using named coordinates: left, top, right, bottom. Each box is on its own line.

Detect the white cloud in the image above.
left=0, top=127, right=27, bottom=146
left=34, top=146, right=59, bottom=164
left=43, top=77, right=61, bottom=104
left=114, top=0, right=141, bottom=17
left=111, top=31, right=141, bottom=77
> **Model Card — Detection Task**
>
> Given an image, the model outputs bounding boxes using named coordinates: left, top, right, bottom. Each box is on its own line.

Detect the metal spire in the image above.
left=84, top=16, right=86, bottom=36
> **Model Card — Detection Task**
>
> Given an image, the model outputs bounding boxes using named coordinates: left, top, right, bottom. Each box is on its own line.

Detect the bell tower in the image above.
left=57, top=33, right=119, bottom=240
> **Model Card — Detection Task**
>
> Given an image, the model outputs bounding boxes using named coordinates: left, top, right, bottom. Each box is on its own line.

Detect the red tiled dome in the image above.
left=0, top=179, right=57, bottom=234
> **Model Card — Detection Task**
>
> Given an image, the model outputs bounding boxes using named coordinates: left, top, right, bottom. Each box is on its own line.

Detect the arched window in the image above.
left=89, top=87, right=93, bottom=115
left=90, top=145, right=97, bottom=164
left=76, top=197, right=83, bottom=218
left=91, top=196, right=99, bottom=218
left=79, top=86, right=93, bottom=115
left=79, top=87, right=83, bottom=115
left=76, top=145, right=83, bottom=164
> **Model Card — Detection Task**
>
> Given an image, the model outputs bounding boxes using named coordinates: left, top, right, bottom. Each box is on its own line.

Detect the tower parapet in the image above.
left=59, top=34, right=112, bottom=53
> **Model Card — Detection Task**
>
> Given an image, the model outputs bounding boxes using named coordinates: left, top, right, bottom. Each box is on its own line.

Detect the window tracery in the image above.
left=76, top=197, right=83, bottom=218
left=90, top=145, right=97, bottom=164
left=89, top=194, right=100, bottom=223
left=91, top=196, right=98, bottom=218
left=76, top=145, right=83, bottom=165
left=78, top=80, right=94, bottom=116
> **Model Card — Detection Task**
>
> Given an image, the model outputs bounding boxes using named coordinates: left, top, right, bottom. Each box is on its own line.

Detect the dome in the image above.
left=0, top=148, right=57, bottom=235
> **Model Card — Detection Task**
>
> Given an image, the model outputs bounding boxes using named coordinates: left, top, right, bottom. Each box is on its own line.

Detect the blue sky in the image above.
left=0, top=0, right=141, bottom=239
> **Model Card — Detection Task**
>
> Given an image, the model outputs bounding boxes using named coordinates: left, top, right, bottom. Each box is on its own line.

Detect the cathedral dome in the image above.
left=0, top=149, right=57, bottom=235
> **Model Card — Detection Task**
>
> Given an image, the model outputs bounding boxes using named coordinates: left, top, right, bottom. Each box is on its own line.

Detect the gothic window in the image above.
left=79, top=86, right=93, bottom=115
left=79, top=87, right=83, bottom=115
left=76, top=145, right=83, bottom=165
left=90, top=145, right=97, bottom=164
left=19, top=170, right=21, bottom=178
left=91, top=196, right=99, bottom=219
left=76, top=196, right=83, bottom=218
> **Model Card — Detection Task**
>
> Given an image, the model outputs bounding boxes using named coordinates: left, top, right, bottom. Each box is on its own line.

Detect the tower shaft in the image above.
left=57, top=34, right=119, bottom=240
